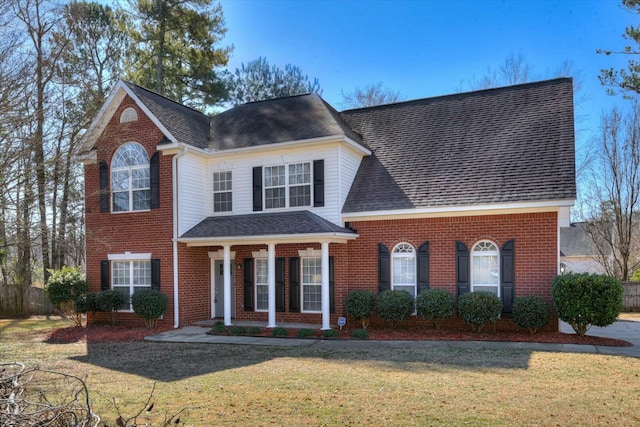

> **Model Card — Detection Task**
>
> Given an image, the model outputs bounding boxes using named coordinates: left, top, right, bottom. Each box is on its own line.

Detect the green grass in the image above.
left=1, top=318, right=640, bottom=426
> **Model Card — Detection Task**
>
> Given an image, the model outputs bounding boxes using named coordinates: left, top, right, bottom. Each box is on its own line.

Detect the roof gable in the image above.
left=209, top=93, right=364, bottom=151
left=341, top=78, right=577, bottom=212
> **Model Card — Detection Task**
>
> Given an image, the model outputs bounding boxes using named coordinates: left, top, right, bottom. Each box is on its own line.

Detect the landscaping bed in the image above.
left=46, top=322, right=631, bottom=347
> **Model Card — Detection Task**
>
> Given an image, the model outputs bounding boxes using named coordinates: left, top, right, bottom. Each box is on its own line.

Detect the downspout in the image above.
left=172, top=146, right=188, bottom=328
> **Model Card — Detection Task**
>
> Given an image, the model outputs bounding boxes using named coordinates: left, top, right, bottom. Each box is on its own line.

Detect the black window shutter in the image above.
left=99, top=160, right=109, bottom=213
left=329, top=256, right=335, bottom=314
left=289, top=257, right=300, bottom=312
left=100, top=260, right=109, bottom=290
left=244, top=258, right=254, bottom=311
left=456, top=241, right=470, bottom=296
left=378, top=244, right=390, bottom=293
left=151, top=259, right=161, bottom=290
left=313, top=159, right=324, bottom=207
left=501, top=240, right=515, bottom=314
left=417, top=242, right=430, bottom=295
left=252, top=167, right=262, bottom=211
left=276, top=257, right=285, bottom=312
left=150, top=152, right=160, bottom=209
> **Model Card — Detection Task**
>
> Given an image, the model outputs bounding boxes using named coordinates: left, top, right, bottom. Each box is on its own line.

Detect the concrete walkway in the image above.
left=145, top=319, right=640, bottom=358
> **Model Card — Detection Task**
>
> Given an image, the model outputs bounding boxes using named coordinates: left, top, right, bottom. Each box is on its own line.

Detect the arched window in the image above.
left=111, top=142, right=150, bottom=212
left=471, top=240, right=500, bottom=296
left=120, top=107, right=138, bottom=123
left=392, top=243, right=416, bottom=298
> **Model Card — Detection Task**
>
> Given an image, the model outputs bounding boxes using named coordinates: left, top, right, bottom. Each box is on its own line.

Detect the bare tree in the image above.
left=340, top=82, right=402, bottom=109
left=582, top=102, right=640, bottom=280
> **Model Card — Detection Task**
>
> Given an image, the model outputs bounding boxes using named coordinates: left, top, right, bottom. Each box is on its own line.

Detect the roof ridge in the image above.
left=340, top=77, right=572, bottom=114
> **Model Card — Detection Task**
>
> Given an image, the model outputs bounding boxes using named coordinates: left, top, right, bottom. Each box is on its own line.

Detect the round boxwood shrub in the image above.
left=377, top=290, right=414, bottom=329
left=45, top=266, right=88, bottom=326
left=322, top=328, right=339, bottom=339
left=248, top=326, right=262, bottom=336
left=512, top=295, right=549, bottom=334
left=210, top=321, right=227, bottom=335
left=415, top=289, right=456, bottom=329
left=344, top=290, right=376, bottom=329
left=97, top=289, right=127, bottom=325
left=131, top=289, right=168, bottom=329
left=457, top=291, right=503, bottom=332
left=229, top=326, right=247, bottom=336
left=75, top=292, right=100, bottom=326
left=272, top=327, right=289, bottom=337
left=351, top=328, right=369, bottom=340
left=296, top=328, right=315, bottom=338
left=552, top=273, right=623, bottom=337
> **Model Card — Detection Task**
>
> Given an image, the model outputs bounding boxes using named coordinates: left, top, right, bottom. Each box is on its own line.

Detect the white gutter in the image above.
left=172, top=146, right=188, bottom=328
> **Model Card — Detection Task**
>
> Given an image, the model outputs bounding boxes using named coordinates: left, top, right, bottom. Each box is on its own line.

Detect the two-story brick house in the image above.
left=76, top=78, right=576, bottom=331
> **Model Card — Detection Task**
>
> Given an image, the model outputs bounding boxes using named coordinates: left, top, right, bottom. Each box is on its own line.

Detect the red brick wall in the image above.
left=175, top=212, right=558, bottom=331
left=84, top=96, right=175, bottom=326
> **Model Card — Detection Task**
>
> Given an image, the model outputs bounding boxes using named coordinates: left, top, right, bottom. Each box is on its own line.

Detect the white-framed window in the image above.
left=392, top=243, right=416, bottom=298
left=471, top=240, right=500, bottom=296
left=255, top=258, right=268, bottom=311
left=264, top=162, right=311, bottom=209
left=111, top=259, right=152, bottom=311
left=213, top=171, right=232, bottom=212
left=111, top=142, right=150, bottom=212
left=302, top=257, right=322, bottom=312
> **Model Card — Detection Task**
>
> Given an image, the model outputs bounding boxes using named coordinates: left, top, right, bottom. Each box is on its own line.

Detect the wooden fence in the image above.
left=0, top=285, right=54, bottom=317
left=622, top=281, right=640, bottom=312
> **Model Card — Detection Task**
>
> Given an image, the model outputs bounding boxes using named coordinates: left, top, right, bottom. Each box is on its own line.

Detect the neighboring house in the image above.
left=76, top=78, right=576, bottom=331
left=560, top=222, right=606, bottom=274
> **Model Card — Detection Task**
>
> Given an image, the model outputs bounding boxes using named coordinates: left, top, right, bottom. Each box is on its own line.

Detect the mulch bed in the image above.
left=44, top=323, right=632, bottom=347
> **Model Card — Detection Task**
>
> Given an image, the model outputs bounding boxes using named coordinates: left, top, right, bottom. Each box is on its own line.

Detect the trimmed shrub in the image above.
left=97, top=289, right=127, bottom=325
left=415, top=289, right=456, bottom=329
left=296, top=328, right=315, bottom=338
left=552, top=273, right=623, bottom=337
left=248, top=327, right=262, bottom=336
left=377, top=290, right=414, bottom=328
left=210, top=321, right=227, bottom=334
left=344, top=290, right=376, bottom=329
left=512, top=296, right=549, bottom=334
left=351, top=328, right=369, bottom=340
left=75, top=292, right=100, bottom=326
left=45, top=267, right=88, bottom=326
left=457, top=292, right=503, bottom=333
left=322, top=329, right=339, bottom=339
left=272, top=327, right=289, bottom=337
left=229, top=326, right=247, bottom=336
left=131, top=289, right=168, bottom=329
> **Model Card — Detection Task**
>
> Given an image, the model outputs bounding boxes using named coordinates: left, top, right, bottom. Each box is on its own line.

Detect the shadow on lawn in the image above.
left=70, top=340, right=534, bottom=382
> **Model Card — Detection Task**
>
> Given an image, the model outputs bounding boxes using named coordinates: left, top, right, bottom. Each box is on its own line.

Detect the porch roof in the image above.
left=178, top=211, right=358, bottom=246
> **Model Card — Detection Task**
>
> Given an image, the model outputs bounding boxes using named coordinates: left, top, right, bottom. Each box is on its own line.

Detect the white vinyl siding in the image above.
left=213, top=171, right=232, bottom=212
left=339, top=145, right=366, bottom=210
left=178, top=153, right=208, bottom=235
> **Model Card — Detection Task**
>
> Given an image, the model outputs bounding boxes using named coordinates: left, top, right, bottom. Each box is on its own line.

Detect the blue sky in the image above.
left=220, top=0, right=636, bottom=154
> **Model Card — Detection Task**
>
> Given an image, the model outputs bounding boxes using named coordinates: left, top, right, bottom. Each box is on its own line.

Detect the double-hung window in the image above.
left=392, top=243, right=417, bottom=298
left=302, top=257, right=322, bottom=312
left=111, top=259, right=151, bottom=311
left=213, top=171, right=232, bottom=213
left=111, top=142, right=150, bottom=212
left=255, top=258, right=268, bottom=311
left=264, top=162, right=311, bottom=209
left=471, top=240, right=500, bottom=296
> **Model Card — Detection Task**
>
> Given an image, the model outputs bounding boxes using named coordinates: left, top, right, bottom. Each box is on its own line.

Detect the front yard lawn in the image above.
left=1, top=318, right=639, bottom=426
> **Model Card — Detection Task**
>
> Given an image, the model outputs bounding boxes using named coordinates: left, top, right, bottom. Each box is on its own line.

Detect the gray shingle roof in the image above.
left=209, top=93, right=364, bottom=150
left=124, top=81, right=211, bottom=149
left=181, top=211, right=355, bottom=239
left=560, top=222, right=601, bottom=257
left=341, top=78, right=576, bottom=212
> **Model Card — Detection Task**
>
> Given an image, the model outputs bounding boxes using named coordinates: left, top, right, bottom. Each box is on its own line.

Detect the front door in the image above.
left=213, top=260, right=235, bottom=319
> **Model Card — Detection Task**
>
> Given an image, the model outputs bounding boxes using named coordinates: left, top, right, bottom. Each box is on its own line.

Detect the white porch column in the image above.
left=223, top=245, right=232, bottom=326
left=267, top=243, right=277, bottom=328
left=321, top=242, right=331, bottom=330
